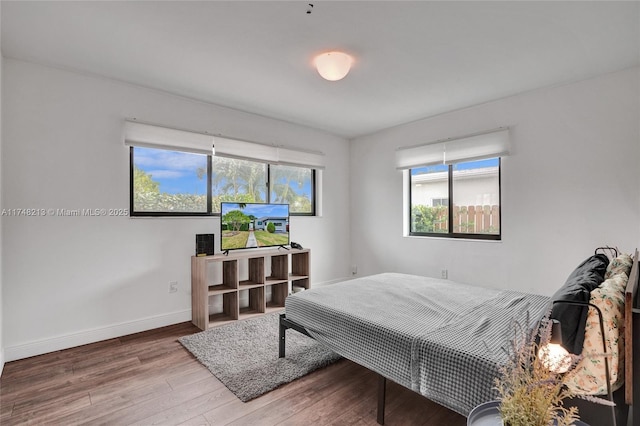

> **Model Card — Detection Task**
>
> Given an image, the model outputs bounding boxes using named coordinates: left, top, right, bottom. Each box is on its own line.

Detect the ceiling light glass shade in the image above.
left=314, top=51, right=352, bottom=81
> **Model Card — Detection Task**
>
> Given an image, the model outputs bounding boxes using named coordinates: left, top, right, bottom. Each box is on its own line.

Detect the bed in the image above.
left=279, top=249, right=639, bottom=426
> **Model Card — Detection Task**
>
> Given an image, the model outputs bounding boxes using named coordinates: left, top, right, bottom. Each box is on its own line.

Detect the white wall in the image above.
left=1, top=58, right=351, bottom=361
left=0, top=0, right=5, bottom=376
left=350, top=67, right=640, bottom=296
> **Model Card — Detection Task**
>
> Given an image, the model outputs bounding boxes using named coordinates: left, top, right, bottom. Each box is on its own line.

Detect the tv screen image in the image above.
left=220, top=202, right=290, bottom=251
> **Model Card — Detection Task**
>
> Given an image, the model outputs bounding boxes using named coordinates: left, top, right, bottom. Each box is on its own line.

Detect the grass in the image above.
left=222, top=231, right=249, bottom=249
left=254, top=231, right=289, bottom=247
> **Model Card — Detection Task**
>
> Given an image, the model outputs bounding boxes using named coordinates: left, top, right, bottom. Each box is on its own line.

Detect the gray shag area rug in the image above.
left=178, top=312, right=341, bottom=402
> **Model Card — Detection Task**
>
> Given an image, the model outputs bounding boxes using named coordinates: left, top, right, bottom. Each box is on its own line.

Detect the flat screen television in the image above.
left=220, top=202, right=290, bottom=252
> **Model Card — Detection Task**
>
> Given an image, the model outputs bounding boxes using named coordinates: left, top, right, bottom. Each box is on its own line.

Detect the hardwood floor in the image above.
left=0, top=322, right=467, bottom=425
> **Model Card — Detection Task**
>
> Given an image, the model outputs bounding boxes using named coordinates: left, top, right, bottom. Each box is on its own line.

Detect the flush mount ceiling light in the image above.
left=314, top=51, right=353, bottom=81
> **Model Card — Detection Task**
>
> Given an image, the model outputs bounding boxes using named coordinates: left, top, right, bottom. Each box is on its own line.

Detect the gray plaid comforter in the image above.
left=284, top=272, right=550, bottom=416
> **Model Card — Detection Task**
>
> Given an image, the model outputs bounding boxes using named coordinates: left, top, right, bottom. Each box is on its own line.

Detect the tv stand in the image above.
left=191, top=248, right=311, bottom=330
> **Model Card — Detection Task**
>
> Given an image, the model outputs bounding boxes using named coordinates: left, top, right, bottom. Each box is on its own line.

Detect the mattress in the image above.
left=284, top=272, right=550, bottom=415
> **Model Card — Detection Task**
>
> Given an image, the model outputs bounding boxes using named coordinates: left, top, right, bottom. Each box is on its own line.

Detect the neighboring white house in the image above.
left=255, top=217, right=289, bottom=233
left=411, top=166, right=499, bottom=207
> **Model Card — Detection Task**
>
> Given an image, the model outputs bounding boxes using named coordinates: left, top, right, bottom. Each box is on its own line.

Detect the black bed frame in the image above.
left=278, top=251, right=640, bottom=426
left=278, top=313, right=389, bottom=424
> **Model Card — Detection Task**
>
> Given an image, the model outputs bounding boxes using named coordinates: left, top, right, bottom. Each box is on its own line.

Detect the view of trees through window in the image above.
left=410, top=158, right=500, bottom=239
left=131, top=147, right=315, bottom=216
left=211, top=157, right=267, bottom=212
left=270, top=165, right=313, bottom=213
left=132, top=147, right=208, bottom=213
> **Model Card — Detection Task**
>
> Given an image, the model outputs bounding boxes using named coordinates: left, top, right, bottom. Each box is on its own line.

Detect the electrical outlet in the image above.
left=441, top=269, right=448, bottom=279
left=169, top=281, right=178, bottom=293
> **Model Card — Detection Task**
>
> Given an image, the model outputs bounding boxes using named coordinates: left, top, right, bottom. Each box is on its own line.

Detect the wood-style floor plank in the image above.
left=0, top=322, right=468, bottom=425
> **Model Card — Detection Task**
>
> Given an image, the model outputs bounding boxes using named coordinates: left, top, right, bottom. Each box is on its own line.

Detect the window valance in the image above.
left=395, top=127, right=510, bottom=170
left=124, top=120, right=325, bottom=169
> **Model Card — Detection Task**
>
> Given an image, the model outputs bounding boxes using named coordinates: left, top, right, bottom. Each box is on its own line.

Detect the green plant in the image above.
left=411, top=204, right=448, bottom=232
left=266, top=222, right=276, bottom=233
left=222, top=209, right=251, bottom=232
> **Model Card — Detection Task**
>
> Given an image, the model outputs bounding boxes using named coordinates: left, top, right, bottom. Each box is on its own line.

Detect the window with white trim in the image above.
left=409, top=158, right=501, bottom=239
left=397, top=128, right=508, bottom=240
left=125, top=121, right=322, bottom=216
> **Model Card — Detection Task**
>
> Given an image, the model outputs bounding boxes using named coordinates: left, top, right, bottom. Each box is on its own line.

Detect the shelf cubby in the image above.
left=191, top=248, right=310, bottom=330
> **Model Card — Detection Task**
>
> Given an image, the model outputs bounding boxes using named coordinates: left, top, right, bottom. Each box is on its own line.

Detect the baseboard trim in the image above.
left=4, top=278, right=353, bottom=363
left=4, top=309, right=191, bottom=362
left=0, top=348, right=5, bottom=377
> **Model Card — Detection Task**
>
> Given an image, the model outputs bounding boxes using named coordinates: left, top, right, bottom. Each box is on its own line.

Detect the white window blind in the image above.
left=395, top=127, right=510, bottom=170
left=124, top=121, right=214, bottom=155
left=124, top=120, right=325, bottom=169
left=275, top=147, right=325, bottom=169
left=213, top=136, right=278, bottom=164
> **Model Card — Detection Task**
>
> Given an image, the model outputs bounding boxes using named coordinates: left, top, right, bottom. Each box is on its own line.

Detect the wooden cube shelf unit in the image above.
left=191, top=248, right=310, bottom=330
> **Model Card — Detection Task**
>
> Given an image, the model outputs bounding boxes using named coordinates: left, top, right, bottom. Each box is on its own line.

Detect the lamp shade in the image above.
left=314, top=51, right=352, bottom=81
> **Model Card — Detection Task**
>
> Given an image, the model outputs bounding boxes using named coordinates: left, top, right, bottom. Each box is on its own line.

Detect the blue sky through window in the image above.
left=411, top=157, right=499, bottom=175
left=134, top=147, right=313, bottom=204
left=134, top=147, right=207, bottom=195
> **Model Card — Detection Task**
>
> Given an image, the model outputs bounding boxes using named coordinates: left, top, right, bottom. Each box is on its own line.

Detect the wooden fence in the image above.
left=433, top=204, right=500, bottom=234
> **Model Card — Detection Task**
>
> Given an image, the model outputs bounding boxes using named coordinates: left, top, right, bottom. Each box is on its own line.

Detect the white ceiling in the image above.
left=2, top=1, right=639, bottom=138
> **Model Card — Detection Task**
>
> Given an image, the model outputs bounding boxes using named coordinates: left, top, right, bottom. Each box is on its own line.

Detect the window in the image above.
left=125, top=121, right=323, bottom=217
left=409, top=158, right=501, bottom=239
left=131, top=147, right=210, bottom=215
left=131, top=146, right=316, bottom=216
left=211, top=157, right=267, bottom=212
left=269, top=165, right=315, bottom=215
left=397, top=127, right=508, bottom=240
